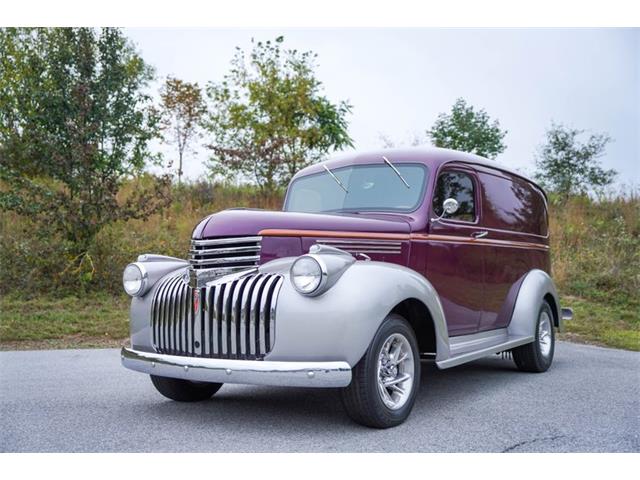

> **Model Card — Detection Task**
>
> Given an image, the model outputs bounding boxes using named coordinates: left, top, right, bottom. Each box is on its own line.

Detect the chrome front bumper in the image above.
left=121, top=348, right=352, bottom=388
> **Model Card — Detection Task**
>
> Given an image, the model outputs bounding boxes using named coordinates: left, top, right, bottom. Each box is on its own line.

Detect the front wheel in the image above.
left=150, top=375, right=223, bottom=402
left=512, top=300, right=555, bottom=372
left=341, top=314, right=421, bottom=428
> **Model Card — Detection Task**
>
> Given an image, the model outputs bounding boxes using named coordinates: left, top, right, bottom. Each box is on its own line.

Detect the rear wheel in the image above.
left=341, top=314, right=421, bottom=428
left=512, top=300, right=555, bottom=372
left=150, top=375, right=223, bottom=402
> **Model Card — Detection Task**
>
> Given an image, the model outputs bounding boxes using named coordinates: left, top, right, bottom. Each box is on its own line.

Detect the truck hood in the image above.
left=193, top=209, right=412, bottom=239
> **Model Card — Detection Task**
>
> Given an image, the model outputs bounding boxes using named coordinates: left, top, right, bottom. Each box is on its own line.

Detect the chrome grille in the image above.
left=316, top=239, right=402, bottom=255
left=189, top=236, right=262, bottom=271
left=151, top=271, right=283, bottom=360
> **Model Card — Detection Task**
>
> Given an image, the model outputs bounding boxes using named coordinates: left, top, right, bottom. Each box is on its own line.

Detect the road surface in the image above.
left=1, top=341, right=638, bottom=452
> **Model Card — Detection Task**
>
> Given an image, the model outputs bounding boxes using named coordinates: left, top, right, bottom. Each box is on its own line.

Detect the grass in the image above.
left=0, top=293, right=129, bottom=350
left=559, top=296, right=639, bottom=351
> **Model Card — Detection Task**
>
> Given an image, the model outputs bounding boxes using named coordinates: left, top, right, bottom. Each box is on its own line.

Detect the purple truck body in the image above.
left=193, top=148, right=550, bottom=337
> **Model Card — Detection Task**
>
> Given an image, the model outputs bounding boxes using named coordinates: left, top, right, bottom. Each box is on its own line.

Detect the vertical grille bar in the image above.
left=184, top=283, right=192, bottom=355
left=233, top=276, right=251, bottom=357
left=259, top=276, right=279, bottom=356
left=267, top=277, right=283, bottom=352
left=240, top=275, right=259, bottom=357
left=156, top=280, right=166, bottom=351
left=228, top=280, right=240, bottom=357
left=171, top=279, right=181, bottom=354
left=176, top=281, right=184, bottom=354
left=211, top=285, right=220, bottom=356
left=161, top=277, right=176, bottom=352
left=220, top=283, right=232, bottom=355
left=203, top=286, right=211, bottom=357
left=171, top=277, right=183, bottom=354
left=251, top=276, right=270, bottom=356
left=151, top=283, right=160, bottom=350
left=216, top=284, right=225, bottom=355
left=246, top=274, right=262, bottom=357
left=206, top=286, right=213, bottom=357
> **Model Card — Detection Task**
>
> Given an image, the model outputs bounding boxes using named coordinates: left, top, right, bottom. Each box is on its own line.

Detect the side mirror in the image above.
left=442, top=198, right=459, bottom=215
left=431, top=197, right=459, bottom=223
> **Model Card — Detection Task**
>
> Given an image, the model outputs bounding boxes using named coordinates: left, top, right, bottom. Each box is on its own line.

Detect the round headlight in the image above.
left=123, top=263, right=147, bottom=297
left=290, top=256, right=324, bottom=295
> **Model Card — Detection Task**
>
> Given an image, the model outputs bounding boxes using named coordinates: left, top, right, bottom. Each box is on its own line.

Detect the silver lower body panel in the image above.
left=436, top=329, right=534, bottom=369
left=121, top=347, right=352, bottom=388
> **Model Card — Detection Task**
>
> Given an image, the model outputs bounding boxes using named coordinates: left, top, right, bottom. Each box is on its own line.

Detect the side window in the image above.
left=433, top=171, right=476, bottom=222
left=477, top=171, right=549, bottom=236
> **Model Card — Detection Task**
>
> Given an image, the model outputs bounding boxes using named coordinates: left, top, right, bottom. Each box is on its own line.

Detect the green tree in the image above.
left=160, top=76, right=206, bottom=184
left=427, top=98, right=507, bottom=159
left=0, top=28, right=170, bottom=256
left=534, top=122, right=616, bottom=198
left=203, top=36, right=353, bottom=192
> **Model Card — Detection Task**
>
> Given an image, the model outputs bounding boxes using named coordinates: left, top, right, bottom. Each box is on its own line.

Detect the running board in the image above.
left=436, top=330, right=534, bottom=369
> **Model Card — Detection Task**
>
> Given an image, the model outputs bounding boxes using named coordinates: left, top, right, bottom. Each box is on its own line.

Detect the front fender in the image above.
left=265, top=260, right=448, bottom=366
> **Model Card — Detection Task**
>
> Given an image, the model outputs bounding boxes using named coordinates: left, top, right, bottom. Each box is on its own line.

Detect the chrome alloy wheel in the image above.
left=538, top=311, right=553, bottom=358
left=376, top=333, right=415, bottom=410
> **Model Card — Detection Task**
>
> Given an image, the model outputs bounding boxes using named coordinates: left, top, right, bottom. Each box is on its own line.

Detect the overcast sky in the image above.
left=126, top=28, right=639, bottom=186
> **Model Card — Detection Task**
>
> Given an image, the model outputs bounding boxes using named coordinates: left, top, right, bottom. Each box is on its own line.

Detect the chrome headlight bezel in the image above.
left=290, top=255, right=327, bottom=296
left=289, top=245, right=356, bottom=297
left=122, top=262, right=149, bottom=297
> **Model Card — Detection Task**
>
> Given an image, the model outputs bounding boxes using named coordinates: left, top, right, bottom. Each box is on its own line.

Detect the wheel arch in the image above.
left=508, top=269, right=563, bottom=338
left=543, top=292, right=560, bottom=329
left=390, top=298, right=437, bottom=356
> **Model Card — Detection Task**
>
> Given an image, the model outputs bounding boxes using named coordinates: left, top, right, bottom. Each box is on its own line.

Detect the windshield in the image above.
left=284, top=163, right=428, bottom=213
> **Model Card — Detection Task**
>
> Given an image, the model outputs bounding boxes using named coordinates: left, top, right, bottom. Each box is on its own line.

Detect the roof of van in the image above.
left=293, top=147, right=547, bottom=197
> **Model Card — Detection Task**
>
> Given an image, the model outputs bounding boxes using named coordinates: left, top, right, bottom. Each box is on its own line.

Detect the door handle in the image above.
left=471, top=231, right=488, bottom=239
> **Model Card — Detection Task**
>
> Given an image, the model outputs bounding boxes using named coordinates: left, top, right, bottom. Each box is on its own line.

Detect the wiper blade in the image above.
left=382, top=156, right=410, bottom=189
left=323, top=164, right=348, bottom=193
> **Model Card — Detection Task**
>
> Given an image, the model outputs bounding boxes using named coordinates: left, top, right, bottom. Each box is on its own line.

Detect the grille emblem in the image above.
left=193, top=289, right=201, bottom=314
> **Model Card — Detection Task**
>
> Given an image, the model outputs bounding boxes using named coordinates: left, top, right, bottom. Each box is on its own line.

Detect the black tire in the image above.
left=512, top=300, right=555, bottom=373
left=341, top=314, right=421, bottom=428
left=150, top=375, right=223, bottom=402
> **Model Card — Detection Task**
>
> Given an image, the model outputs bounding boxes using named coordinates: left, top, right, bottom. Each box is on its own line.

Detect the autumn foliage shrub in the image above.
left=0, top=181, right=284, bottom=296
left=549, top=191, right=639, bottom=306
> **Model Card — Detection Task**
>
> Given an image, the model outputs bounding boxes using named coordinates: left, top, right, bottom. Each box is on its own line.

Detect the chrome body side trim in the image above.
left=121, top=347, right=352, bottom=388
left=315, top=239, right=402, bottom=255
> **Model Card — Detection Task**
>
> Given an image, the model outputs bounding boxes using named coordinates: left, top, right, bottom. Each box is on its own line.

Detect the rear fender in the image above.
left=507, top=269, right=563, bottom=337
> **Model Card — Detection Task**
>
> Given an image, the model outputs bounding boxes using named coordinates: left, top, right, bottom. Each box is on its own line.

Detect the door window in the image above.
left=432, top=171, right=476, bottom=222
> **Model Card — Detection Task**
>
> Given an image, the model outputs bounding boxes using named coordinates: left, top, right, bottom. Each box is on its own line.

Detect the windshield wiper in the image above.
left=382, top=156, right=410, bottom=189
left=323, top=164, right=349, bottom=193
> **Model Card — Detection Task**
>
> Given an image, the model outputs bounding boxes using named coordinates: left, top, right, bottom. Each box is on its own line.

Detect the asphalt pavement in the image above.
left=1, top=341, right=638, bottom=452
